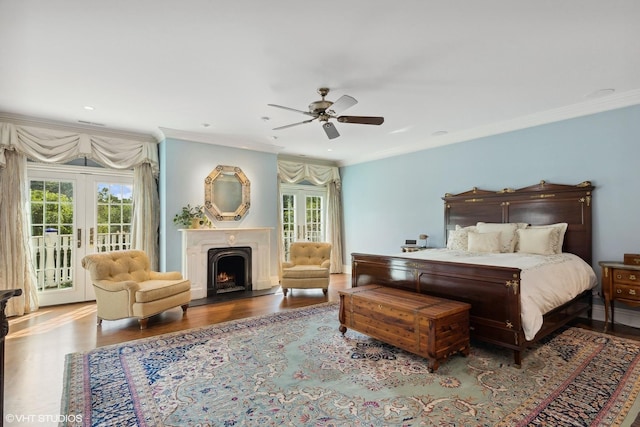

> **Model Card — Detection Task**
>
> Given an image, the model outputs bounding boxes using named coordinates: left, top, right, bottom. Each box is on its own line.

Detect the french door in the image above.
left=281, top=183, right=327, bottom=261
left=28, top=164, right=133, bottom=306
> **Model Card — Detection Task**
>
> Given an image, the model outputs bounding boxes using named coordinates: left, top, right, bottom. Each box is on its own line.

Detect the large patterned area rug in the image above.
left=61, top=303, right=640, bottom=426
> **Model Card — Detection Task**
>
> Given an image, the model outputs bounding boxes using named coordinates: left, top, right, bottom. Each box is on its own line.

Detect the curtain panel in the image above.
left=0, top=150, right=38, bottom=316
left=132, top=163, right=160, bottom=270
left=277, top=160, right=344, bottom=274
left=0, top=120, right=160, bottom=314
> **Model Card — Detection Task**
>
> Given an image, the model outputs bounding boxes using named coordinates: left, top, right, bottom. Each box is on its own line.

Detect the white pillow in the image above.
left=446, top=225, right=477, bottom=251
left=467, top=231, right=501, bottom=253
left=476, top=222, right=518, bottom=253
left=527, top=223, right=568, bottom=254
left=516, top=228, right=557, bottom=255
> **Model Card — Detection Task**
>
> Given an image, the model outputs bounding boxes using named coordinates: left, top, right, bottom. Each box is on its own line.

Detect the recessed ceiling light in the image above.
left=327, top=148, right=333, bottom=152
left=432, top=130, right=448, bottom=136
left=585, top=88, right=615, bottom=99
left=389, top=126, right=413, bottom=134
left=202, top=123, right=211, bottom=128
left=83, top=105, right=95, bottom=111
left=261, top=116, right=270, bottom=121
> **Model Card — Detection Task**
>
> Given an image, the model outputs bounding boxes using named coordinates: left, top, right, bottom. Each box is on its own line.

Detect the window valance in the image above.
left=0, top=121, right=159, bottom=176
left=277, top=160, right=340, bottom=188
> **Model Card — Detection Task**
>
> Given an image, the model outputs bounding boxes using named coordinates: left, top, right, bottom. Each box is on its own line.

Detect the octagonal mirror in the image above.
left=204, top=165, right=250, bottom=221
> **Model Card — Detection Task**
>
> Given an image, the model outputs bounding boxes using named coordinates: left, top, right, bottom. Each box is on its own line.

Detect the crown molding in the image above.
left=0, top=112, right=159, bottom=143
left=338, top=89, right=640, bottom=167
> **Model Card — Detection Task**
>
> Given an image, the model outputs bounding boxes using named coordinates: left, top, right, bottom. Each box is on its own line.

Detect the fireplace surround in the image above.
left=180, top=227, right=274, bottom=300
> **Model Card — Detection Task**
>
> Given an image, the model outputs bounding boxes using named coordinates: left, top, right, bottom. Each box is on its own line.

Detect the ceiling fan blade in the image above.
left=326, top=95, right=357, bottom=116
left=337, top=116, right=384, bottom=125
left=272, top=118, right=316, bottom=130
left=323, top=122, right=340, bottom=139
left=267, top=104, right=315, bottom=117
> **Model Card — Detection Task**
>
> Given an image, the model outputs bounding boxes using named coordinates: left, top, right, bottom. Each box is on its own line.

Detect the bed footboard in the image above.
left=351, top=252, right=593, bottom=366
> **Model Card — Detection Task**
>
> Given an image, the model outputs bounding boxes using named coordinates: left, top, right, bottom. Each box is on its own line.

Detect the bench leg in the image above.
left=181, top=304, right=189, bottom=314
left=97, top=317, right=103, bottom=326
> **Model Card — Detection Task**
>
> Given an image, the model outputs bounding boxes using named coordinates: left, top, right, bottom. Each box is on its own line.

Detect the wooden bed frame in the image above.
left=351, top=180, right=595, bottom=366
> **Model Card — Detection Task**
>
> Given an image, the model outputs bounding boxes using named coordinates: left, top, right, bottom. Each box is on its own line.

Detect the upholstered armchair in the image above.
left=81, top=250, right=191, bottom=329
left=281, top=242, right=331, bottom=296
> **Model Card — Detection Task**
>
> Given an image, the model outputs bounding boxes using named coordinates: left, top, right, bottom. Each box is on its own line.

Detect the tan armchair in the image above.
left=81, top=250, right=191, bottom=329
left=281, top=242, right=331, bottom=296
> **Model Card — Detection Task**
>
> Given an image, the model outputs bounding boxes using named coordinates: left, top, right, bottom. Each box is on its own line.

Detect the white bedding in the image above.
left=396, top=249, right=598, bottom=340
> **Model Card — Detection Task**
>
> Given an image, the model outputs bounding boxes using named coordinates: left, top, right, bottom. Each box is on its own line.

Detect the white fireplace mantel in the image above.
left=180, top=227, right=275, bottom=300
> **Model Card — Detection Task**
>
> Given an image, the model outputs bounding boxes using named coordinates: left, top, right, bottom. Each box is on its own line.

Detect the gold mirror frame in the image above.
left=204, top=165, right=250, bottom=221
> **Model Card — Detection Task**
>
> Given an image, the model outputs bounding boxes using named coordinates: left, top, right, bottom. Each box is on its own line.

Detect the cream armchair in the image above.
left=81, top=250, right=191, bottom=329
left=281, top=242, right=331, bottom=296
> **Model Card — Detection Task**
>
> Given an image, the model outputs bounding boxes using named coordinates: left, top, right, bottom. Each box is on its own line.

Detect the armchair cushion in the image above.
left=282, top=265, right=330, bottom=279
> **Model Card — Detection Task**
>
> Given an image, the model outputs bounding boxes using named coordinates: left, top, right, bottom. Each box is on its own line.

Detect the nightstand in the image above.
left=599, top=261, right=640, bottom=331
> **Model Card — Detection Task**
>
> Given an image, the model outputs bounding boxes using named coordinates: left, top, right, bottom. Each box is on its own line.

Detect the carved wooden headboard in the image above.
left=443, top=181, right=595, bottom=264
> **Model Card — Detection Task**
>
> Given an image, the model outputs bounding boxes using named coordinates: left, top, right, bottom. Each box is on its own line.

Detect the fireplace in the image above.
left=180, top=227, right=274, bottom=300
left=207, top=247, right=252, bottom=297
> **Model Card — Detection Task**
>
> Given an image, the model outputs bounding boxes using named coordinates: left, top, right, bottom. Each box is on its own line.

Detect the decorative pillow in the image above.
left=446, top=225, right=477, bottom=251
left=527, top=223, right=568, bottom=254
left=467, top=231, right=501, bottom=253
left=476, top=222, right=518, bottom=253
left=516, top=228, right=557, bottom=255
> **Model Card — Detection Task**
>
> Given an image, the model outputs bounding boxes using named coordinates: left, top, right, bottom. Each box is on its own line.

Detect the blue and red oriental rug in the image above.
left=61, top=303, right=640, bottom=426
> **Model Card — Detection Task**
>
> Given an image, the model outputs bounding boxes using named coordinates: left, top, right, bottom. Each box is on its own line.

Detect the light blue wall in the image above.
left=159, top=138, right=279, bottom=274
left=341, top=105, right=640, bottom=274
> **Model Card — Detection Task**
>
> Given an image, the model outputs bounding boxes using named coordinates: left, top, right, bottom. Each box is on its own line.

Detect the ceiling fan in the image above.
left=267, top=88, right=384, bottom=139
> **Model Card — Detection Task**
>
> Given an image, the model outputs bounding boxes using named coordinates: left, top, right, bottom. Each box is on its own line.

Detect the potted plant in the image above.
left=173, top=204, right=207, bottom=228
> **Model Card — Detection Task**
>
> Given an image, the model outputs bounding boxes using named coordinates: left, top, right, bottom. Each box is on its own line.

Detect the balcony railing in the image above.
left=31, top=231, right=131, bottom=291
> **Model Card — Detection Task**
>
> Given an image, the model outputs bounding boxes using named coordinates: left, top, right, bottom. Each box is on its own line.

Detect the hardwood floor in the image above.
left=4, top=273, right=639, bottom=425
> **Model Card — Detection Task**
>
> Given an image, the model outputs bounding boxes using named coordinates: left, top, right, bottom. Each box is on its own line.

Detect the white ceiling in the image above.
left=1, top=0, right=639, bottom=166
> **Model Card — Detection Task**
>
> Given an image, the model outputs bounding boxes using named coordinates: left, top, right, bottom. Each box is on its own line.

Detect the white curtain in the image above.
left=132, top=163, right=160, bottom=270
left=277, top=160, right=344, bottom=274
left=0, top=150, right=38, bottom=316
left=0, top=119, right=160, bottom=314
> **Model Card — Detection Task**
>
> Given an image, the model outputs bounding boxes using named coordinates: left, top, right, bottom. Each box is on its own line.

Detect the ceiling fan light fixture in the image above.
left=268, top=88, right=384, bottom=140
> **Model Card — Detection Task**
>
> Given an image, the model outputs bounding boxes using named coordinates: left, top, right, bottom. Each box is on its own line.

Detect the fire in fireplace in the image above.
left=207, top=247, right=252, bottom=297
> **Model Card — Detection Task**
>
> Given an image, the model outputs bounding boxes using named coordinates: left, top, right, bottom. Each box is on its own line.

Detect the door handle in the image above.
left=77, top=228, right=82, bottom=248
left=90, top=227, right=95, bottom=246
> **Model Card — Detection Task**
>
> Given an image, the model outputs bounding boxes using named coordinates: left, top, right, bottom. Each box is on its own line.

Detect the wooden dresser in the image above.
left=599, top=261, right=640, bottom=331
left=338, top=285, right=470, bottom=372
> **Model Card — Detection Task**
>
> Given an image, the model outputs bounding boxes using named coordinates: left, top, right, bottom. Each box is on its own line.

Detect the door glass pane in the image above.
left=30, top=179, right=74, bottom=292
left=96, top=182, right=133, bottom=252
left=305, top=195, right=323, bottom=242
left=282, top=194, right=295, bottom=260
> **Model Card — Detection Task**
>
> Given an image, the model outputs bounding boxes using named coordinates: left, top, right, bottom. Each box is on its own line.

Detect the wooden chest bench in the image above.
left=338, top=285, right=471, bottom=372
